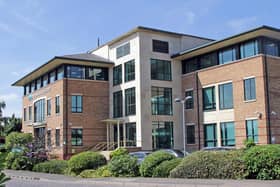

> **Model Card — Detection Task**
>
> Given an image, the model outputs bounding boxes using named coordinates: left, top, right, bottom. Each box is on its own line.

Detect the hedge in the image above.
left=108, top=155, right=139, bottom=177
left=109, top=148, right=128, bottom=159
left=152, top=158, right=182, bottom=178
left=79, top=166, right=111, bottom=178
left=5, top=132, right=32, bottom=150
left=33, top=160, right=68, bottom=174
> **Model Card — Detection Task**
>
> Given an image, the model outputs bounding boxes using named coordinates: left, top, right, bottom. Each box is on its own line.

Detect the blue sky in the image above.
left=0, top=0, right=279, bottom=117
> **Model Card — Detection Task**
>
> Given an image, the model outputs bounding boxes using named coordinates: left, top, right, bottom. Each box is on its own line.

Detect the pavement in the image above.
left=4, top=169, right=280, bottom=187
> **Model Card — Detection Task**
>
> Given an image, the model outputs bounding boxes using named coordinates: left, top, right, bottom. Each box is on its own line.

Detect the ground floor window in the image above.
left=152, top=121, right=173, bottom=149
left=186, top=125, right=195, bottom=144
left=126, top=123, right=136, bottom=146
left=220, top=122, right=235, bottom=146
left=47, top=130, right=51, bottom=148
left=71, top=128, right=83, bottom=146
left=246, top=119, right=258, bottom=143
left=55, top=129, right=60, bottom=146
left=204, top=123, right=217, bottom=147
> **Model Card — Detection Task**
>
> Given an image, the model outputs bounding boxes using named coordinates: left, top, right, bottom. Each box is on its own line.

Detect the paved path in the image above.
left=4, top=170, right=280, bottom=187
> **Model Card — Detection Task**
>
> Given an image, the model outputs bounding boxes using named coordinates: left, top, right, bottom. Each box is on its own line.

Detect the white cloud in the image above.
left=227, top=17, right=257, bottom=32
left=0, top=93, right=19, bottom=102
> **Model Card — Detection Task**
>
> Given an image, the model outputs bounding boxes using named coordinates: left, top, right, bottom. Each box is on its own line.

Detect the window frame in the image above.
left=185, top=90, right=194, bottom=109
left=125, top=87, right=136, bottom=116
left=203, top=86, right=216, bottom=111
left=113, top=91, right=123, bottom=118
left=116, top=43, right=130, bottom=59
left=220, top=122, right=235, bottom=146
left=55, top=129, right=60, bottom=147
left=246, top=119, right=258, bottom=143
left=71, top=95, right=83, bottom=113
left=71, top=128, right=83, bottom=146
left=151, top=59, right=172, bottom=81
left=55, top=96, right=60, bottom=114
left=219, top=82, right=233, bottom=110
left=124, top=60, right=135, bottom=82
left=152, top=39, right=169, bottom=53
left=113, top=65, right=122, bottom=86
left=244, top=77, right=256, bottom=101
left=186, top=125, right=195, bottom=144
left=151, top=87, right=173, bottom=115
left=204, top=123, right=217, bottom=147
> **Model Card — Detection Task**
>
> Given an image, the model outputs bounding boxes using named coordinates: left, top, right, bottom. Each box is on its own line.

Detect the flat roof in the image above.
left=172, top=25, right=280, bottom=60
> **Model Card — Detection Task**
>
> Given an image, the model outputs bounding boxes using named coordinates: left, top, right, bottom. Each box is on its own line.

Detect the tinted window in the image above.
left=67, top=66, right=85, bottom=79
left=244, top=78, right=256, bottom=101
left=204, top=123, right=217, bottom=147
left=219, top=82, right=233, bottom=109
left=116, top=43, right=130, bottom=59
left=182, top=58, right=198, bottom=74
left=219, top=47, right=237, bottom=64
left=113, top=65, right=122, bottom=85
left=151, top=59, right=171, bottom=81
left=113, top=91, right=123, bottom=118
left=199, top=52, right=218, bottom=69
left=152, top=40, right=169, bottom=53
left=263, top=39, right=279, bottom=56
left=151, top=87, right=172, bottom=115
left=203, top=86, right=216, bottom=111
left=125, top=60, right=135, bottom=82
left=240, top=40, right=259, bottom=58
left=220, top=122, right=235, bottom=146
left=125, top=87, right=136, bottom=116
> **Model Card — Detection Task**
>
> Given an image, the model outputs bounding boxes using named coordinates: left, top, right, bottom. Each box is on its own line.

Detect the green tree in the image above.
left=3, top=114, right=22, bottom=135
left=0, top=101, right=6, bottom=118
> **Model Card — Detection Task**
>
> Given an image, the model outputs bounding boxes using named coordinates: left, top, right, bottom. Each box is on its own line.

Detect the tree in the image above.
left=0, top=101, right=6, bottom=118
left=3, top=114, right=22, bottom=135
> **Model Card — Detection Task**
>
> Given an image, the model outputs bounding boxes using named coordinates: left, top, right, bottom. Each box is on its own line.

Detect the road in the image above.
left=4, top=170, right=280, bottom=187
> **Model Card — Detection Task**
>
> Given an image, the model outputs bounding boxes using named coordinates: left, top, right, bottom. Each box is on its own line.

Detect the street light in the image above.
left=175, top=96, right=192, bottom=157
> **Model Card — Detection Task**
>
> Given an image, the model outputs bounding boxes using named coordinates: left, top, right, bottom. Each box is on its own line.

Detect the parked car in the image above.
left=129, top=151, right=151, bottom=164
left=160, top=149, right=188, bottom=158
left=202, top=147, right=235, bottom=151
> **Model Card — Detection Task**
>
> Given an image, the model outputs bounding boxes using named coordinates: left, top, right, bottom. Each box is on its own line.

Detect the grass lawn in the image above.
left=0, top=152, right=8, bottom=169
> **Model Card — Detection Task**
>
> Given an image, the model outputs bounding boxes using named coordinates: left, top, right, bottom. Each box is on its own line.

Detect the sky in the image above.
left=0, top=0, right=280, bottom=117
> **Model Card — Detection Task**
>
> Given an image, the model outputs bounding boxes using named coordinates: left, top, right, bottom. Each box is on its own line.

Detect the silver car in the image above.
left=129, top=151, right=151, bottom=164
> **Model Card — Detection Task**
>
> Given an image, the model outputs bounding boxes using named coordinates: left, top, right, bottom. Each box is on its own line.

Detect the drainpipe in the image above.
left=64, top=66, right=69, bottom=159
left=196, top=72, right=201, bottom=149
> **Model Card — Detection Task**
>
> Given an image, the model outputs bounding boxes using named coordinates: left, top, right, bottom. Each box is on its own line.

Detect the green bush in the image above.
left=5, top=152, right=23, bottom=169
left=68, top=151, right=107, bottom=175
left=170, top=150, right=247, bottom=179
left=243, top=145, right=280, bottom=180
left=244, top=139, right=256, bottom=149
left=0, top=171, right=10, bottom=187
left=108, top=155, right=139, bottom=177
left=79, top=166, right=111, bottom=178
left=153, top=158, right=182, bottom=178
left=140, top=151, right=175, bottom=177
left=109, top=148, right=128, bottom=159
left=11, top=156, right=33, bottom=170
left=5, top=132, right=32, bottom=150
left=33, top=160, right=68, bottom=174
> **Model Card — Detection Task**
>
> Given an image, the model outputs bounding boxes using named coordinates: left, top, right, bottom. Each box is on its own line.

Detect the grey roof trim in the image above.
left=57, top=53, right=113, bottom=64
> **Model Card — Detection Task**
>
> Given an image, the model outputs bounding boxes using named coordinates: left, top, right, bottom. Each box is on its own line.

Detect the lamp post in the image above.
left=175, top=96, right=192, bottom=157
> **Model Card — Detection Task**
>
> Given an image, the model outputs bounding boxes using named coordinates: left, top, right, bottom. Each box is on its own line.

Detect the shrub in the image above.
left=0, top=170, right=10, bottom=186
left=153, top=158, right=182, bottom=178
left=243, top=145, right=280, bottom=180
left=170, top=150, right=247, bottom=179
left=33, top=160, right=68, bottom=174
left=109, top=148, right=128, bottom=159
left=68, top=151, right=106, bottom=175
left=108, top=155, right=139, bottom=177
left=244, top=139, right=256, bottom=149
left=79, top=166, right=111, bottom=178
left=11, top=156, right=33, bottom=170
left=5, top=132, right=32, bottom=150
left=140, top=151, right=175, bottom=177
left=5, top=152, right=23, bottom=169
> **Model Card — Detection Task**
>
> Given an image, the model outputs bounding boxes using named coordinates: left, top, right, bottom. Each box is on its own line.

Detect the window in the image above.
left=116, top=43, right=130, bottom=59
left=125, top=87, right=136, bottom=116
left=31, top=81, right=36, bottom=92
left=36, top=78, right=42, bottom=90
left=151, top=59, right=171, bottom=81
left=71, top=95, right=83, bottom=113
left=43, top=74, right=48, bottom=87
left=246, top=119, right=258, bottom=143
left=71, top=129, right=83, bottom=146
left=152, top=40, right=169, bottom=53
left=67, top=65, right=85, bottom=79
left=151, top=87, right=172, bottom=115
left=34, top=99, right=45, bottom=122
left=152, top=121, right=173, bottom=149
left=55, top=96, right=60, bottom=114
left=220, top=122, right=235, bottom=146
left=182, top=58, right=198, bottom=74
left=219, top=47, right=237, bottom=64
left=28, top=106, right=32, bottom=121
left=47, top=99, right=51, bottom=116
left=185, top=90, right=193, bottom=109
left=244, top=78, right=256, bottom=101
left=24, top=85, right=28, bottom=96
left=219, top=82, right=233, bottom=109
left=263, top=39, right=279, bottom=56
left=47, top=130, right=51, bottom=147
left=55, top=129, right=60, bottom=146
left=186, top=125, right=195, bottom=144
left=126, top=123, right=136, bottom=146
left=57, top=66, right=64, bottom=80
left=86, top=67, right=108, bottom=81
left=23, top=108, right=27, bottom=121
left=199, top=52, right=218, bottom=69
left=203, top=86, right=216, bottom=111
left=240, top=40, right=259, bottom=58
left=49, top=71, right=56, bottom=83
left=125, top=60, right=135, bottom=82
left=204, top=123, right=217, bottom=147
left=113, top=91, right=123, bottom=118
left=113, top=65, right=122, bottom=85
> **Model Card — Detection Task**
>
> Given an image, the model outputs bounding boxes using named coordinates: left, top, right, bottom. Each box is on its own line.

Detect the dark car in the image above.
left=129, top=151, right=151, bottom=164
left=202, top=147, right=235, bottom=151
left=160, top=149, right=188, bottom=158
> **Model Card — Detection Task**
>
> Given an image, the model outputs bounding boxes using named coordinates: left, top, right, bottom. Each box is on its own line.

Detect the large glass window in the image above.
left=31, top=81, right=36, bottom=92
left=113, top=91, right=123, bottom=118
left=182, top=58, right=198, bottom=74
left=126, top=123, right=136, bottom=146
left=36, top=78, right=42, bottom=90
left=219, top=47, right=237, bottom=64
left=47, top=130, right=51, bottom=147
left=67, top=65, right=85, bottom=79
left=71, top=128, right=83, bottom=146
left=220, top=122, right=235, bottom=146
left=116, top=43, right=130, bottom=59
left=57, top=66, right=64, bottom=80
left=49, top=71, right=56, bottom=83
left=151, top=59, right=171, bottom=81
left=125, top=60, right=135, bottom=82
left=34, top=99, right=45, bottom=122
left=219, top=82, right=233, bottom=109
left=199, top=52, right=218, bottom=69
left=113, top=65, right=122, bottom=85
left=55, top=129, right=60, bottom=146
left=203, top=86, right=216, bottom=111
left=152, top=40, right=169, bottom=53
left=263, top=39, right=279, bottom=56
left=246, top=119, right=258, bottom=143
left=240, top=40, right=259, bottom=58
left=71, top=95, right=83, bottom=113
left=204, top=123, right=217, bottom=147
left=186, top=125, right=195, bottom=144
left=125, top=87, right=136, bottom=116
left=185, top=90, right=194, bottom=109
left=244, top=78, right=256, bottom=101
left=151, top=87, right=172, bottom=115
left=55, top=96, right=60, bottom=114
left=86, top=67, right=108, bottom=81
left=152, top=121, right=173, bottom=149
left=28, top=106, right=32, bottom=121
left=47, top=99, right=51, bottom=116
left=43, top=74, right=48, bottom=87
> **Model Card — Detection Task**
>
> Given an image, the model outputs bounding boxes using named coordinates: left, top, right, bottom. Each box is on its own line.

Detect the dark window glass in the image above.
left=204, top=123, right=217, bottom=147
left=67, top=66, right=85, bottom=79
left=36, top=78, right=42, bottom=90
left=246, top=119, right=258, bottom=143
left=71, top=129, right=83, bottom=146
left=263, top=39, right=279, bottom=56
left=219, top=47, right=237, bottom=64
left=126, top=123, right=136, bottom=146
left=220, top=122, right=235, bottom=146
left=28, top=106, right=32, bottom=121
left=31, top=81, right=36, bottom=92
left=151, top=59, right=171, bottom=81
left=187, top=125, right=195, bottom=144
left=49, top=71, right=56, bottom=83
left=182, top=58, right=198, bottom=74
left=86, top=67, right=108, bottom=81
left=125, top=87, right=136, bottom=116
left=219, top=82, right=233, bottom=110
left=24, top=108, right=27, bottom=121
left=71, top=95, right=83, bottom=113
left=203, top=86, right=216, bottom=111
left=47, top=99, right=51, bottom=116
left=125, top=60, right=135, bottom=82
left=34, top=99, right=45, bottom=122
left=116, top=43, right=130, bottom=59
left=152, top=121, right=173, bottom=149
left=185, top=90, right=194, bottom=109
left=113, top=65, right=122, bottom=85
left=199, top=52, right=218, bottom=69
left=151, top=87, right=172, bottom=115
left=55, top=96, right=60, bottom=114
left=47, top=130, right=51, bottom=147
left=55, top=129, right=60, bottom=146
left=43, top=75, right=48, bottom=87
left=152, top=40, right=169, bottom=53
left=57, top=66, right=64, bottom=80
left=240, top=40, right=259, bottom=58
left=244, top=78, right=256, bottom=101
left=113, top=91, right=123, bottom=118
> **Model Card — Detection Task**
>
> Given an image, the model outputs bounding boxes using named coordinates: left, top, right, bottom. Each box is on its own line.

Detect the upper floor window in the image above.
left=263, top=39, right=279, bottom=56
left=152, top=40, right=169, bottom=53
left=49, top=71, right=56, bottom=83
left=113, top=91, right=123, bottom=118
left=125, top=87, right=136, bottom=116
left=113, top=65, right=122, bottom=86
left=244, top=77, right=256, bottom=101
left=57, top=66, right=64, bottom=80
left=240, top=40, right=259, bottom=58
left=116, top=43, right=130, bottom=59
left=219, top=82, right=233, bottom=110
left=185, top=90, right=194, bottom=109
left=219, top=47, right=237, bottom=64
left=71, top=128, right=83, bottom=146
left=28, top=106, right=32, bottom=121
left=23, top=108, right=27, bottom=121
left=71, top=95, right=83, bottom=113
left=86, top=67, right=108, bottom=81
left=55, top=129, right=60, bottom=146
left=151, top=59, right=171, bottom=81
left=55, top=96, right=60, bottom=114
left=220, top=122, right=235, bottom=146
left=125, top=60, right=135, bottom=82
left=36, top=78, right=42, bottom=90
left=67, top=65, right=85, bottom=79
left=47, top=99, right=51, bottom=116
left=186, top=125, right=195, bottom=144
left=203, top=86, right=216, bottom=111
left=34, top=99, right=45, bottom=122
left=199, top=52, right=218, bottom=69
left=43, top=74, right=48, bottom=87
left=246, top=119, right=258, bottom=143
left=151, top=87, right=172, bottom=115
left=31, top=81, right=36, bottom=92
left=182, top=58, right=198, bottom=74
